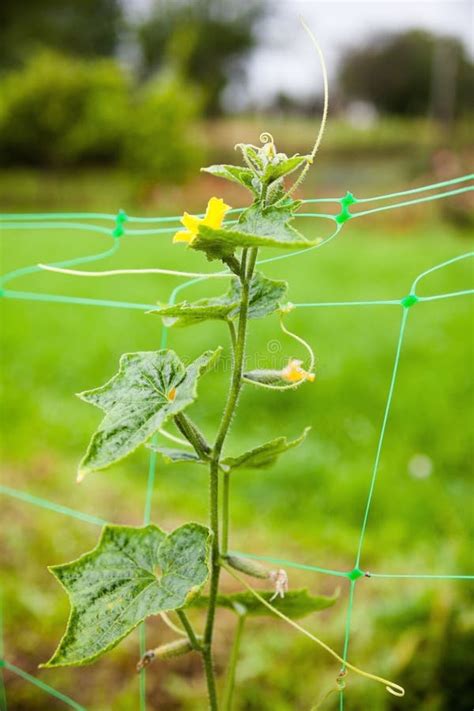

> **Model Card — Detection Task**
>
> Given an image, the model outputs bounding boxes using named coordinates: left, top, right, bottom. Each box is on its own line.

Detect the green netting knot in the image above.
left=0, top=288, right=4, bottom=298
left=401, top=294, right=419, bottom=308
left=112, top=209, right=128, bottom=238
left=348, top=567, right=364, bottom=581
left=335, top=192, right=356, bottom=224
left=0, top=659, right=5, bottom=668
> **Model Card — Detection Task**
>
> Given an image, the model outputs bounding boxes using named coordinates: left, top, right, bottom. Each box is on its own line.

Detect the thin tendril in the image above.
left=160, top=612, right=187, bottom=637
left=222, top=563, right=404, bottom=698
left=246, top=314, right=316, bottom=391
left=38, top=264, right=230, bottom=280
left=277, top=18, right=329, bottom=203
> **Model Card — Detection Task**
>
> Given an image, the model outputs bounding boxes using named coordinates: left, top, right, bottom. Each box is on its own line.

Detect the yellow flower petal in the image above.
left=173, top=230, right=195, bottom=244
left=173, top=197, right=231, bottom=247
left=181, top=212, right=200, bottom=234
left=203, top=197, right=232, bottom=229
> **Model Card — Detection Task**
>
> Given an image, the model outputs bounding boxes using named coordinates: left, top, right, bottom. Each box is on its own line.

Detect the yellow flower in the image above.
left=173, top=197, right=231, bottom=245
left=281, top=359, right=315, bottom=383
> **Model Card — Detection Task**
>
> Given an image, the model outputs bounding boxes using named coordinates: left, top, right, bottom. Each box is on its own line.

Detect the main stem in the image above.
left=222, top=613, right=246, bottom=710
left=203, top=248, right=258, bottom=709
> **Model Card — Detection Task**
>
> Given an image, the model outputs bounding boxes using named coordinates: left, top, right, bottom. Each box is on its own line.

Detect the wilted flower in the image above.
left=281, top=358, right=315, bottom=383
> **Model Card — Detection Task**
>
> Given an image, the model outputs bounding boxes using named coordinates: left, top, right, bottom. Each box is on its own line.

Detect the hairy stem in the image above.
left=221, top=470, right=231, bottom=556
left=222, top=613, right=246, bottom=710
left=176, top=610, right=202, bottom=651
left=203, top=248, right=258, bottom=708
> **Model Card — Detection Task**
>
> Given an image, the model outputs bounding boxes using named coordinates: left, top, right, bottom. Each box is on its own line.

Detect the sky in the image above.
left=126, top=0, right=474, bottom=108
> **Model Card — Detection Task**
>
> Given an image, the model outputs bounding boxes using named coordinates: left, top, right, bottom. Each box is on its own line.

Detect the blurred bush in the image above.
left=0, top=51, right=203, bottom=182
left=0, top=51, right=128, bottom=166
left=122, top=74, right=204, bottom=181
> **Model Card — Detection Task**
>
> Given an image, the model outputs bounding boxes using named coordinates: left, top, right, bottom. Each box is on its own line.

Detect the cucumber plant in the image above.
left=43, top=134, right=339, bottom=708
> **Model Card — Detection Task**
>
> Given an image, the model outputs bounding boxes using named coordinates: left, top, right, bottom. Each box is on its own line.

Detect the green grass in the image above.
left=0, top=162, right=473, bottom=710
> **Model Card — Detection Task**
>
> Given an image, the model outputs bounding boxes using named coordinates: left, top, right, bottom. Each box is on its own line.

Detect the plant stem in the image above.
left=221, top=470, right=231, bottom=556
left=222, top=613, right=246, bottom=710
left=203, top=247, right=258, bottom=709
left=176, top=610, right=202, bottom=651
left=202, top=646, right=219, bottom=710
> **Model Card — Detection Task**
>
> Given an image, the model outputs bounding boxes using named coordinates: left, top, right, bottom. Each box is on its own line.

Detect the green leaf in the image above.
left=193, top=202, right=316, bottom=254
left=235, top=143, right=264, bottom=172
left=201, top=164, right=257, bottom=194
left=232, top=271, right=287, bottom=320
left=192, top=588, right=337, bottom=619
left=262, top=154, right=311, bottom=184
left=78, top=348, right=220, bottom=477
left=147, top=444, right=203, bottom=464
left=150, top=299, right=236, bottom=328
left=222, top=428, right=310, bottom=470
left=149, top=272, right=287, bottom=328
left=43, top=522, right=212, bottom=667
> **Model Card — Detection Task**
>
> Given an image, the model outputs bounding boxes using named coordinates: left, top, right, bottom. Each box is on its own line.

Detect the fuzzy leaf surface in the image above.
left=150, top=300, right=235, bottom=328
left=150, top=272, right=286, bottom=328
left=44, top=523, right=212, bottom=667
left=147, top=444, right=203, bottom=464
left=222, top=428, right=310, bottom=470
left=201, top=164, right=257, bottom=194
left=193, top=202, right=315, bottom=253
left=192, top=588, right=337, bottom=619
left=261, top=154, right=311, bottom=183
left=78, top=348, right=220, bottom=475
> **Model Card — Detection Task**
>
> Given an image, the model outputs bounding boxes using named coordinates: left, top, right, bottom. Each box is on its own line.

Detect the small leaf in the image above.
left=201, top=164, right=257, bottom=194
left=192, top=588, right=337, bottom=619
left=44, top=522, right=212, bottom=667
left=222, top=428, right=310, bottom=470
left=262, top=154, right=311, bottom=184
left=147, top=444, right=203, bottom=464
left=150, top=300, right=236, bottom=328
left=78, top=348, right=220, bottom=476
left=150, top=272, right=287, bottom=328
left=229, top=272, right=287, bottom=320
left=193, top=202, right=316, bottom=254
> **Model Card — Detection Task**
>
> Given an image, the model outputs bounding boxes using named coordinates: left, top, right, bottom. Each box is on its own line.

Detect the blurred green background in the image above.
left=0, top=1, right=473, bottom=710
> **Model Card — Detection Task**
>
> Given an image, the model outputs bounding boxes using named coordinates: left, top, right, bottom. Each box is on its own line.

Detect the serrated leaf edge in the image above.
left=42, top=522, right=212, bottom=668
left=76, top=348, right=221, bottom=478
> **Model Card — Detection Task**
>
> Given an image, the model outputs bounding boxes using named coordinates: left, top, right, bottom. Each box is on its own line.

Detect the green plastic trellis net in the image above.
left=0, top=173, right=473, bottom=711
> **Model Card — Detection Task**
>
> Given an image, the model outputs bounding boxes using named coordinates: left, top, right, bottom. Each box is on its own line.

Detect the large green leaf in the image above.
left=43, top=523, right=212, bottom=667
left=150, top=272, right=287, bottom=328
left=222, top=428, right=310, bottom=470
left=193, top=202, right=316, bottom=254
left=77, top=348, right=220, bottom=477
left=192, top=588, right=337, bottom=619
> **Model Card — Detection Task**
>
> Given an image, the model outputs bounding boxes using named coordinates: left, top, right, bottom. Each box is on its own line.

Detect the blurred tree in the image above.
left=0, top=0, right=123, bottom=69
left=338, top=30, right=474, bottom=119
left=0, top=50, right=203, bottom=182
left=137, top=0, right=265, bottom=114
